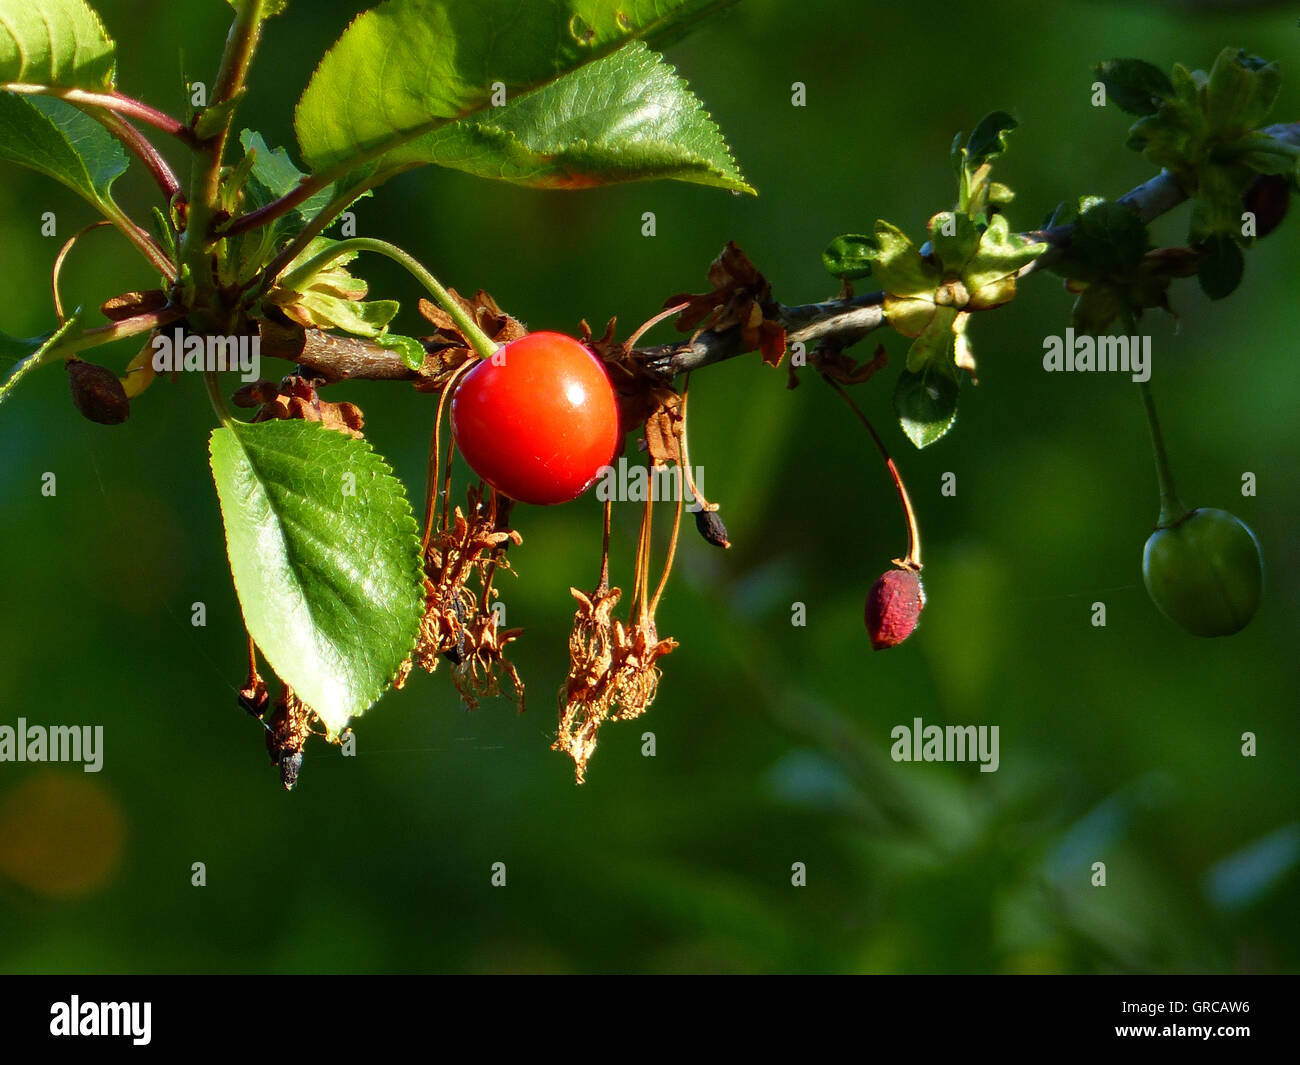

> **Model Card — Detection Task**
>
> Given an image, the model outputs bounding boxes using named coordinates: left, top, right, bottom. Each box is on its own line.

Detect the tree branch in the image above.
left=261, top=121, right=1300, bottom=386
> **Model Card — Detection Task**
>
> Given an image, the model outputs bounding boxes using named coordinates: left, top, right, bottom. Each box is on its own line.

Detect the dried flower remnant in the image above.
left=554, top=582, right=677, bottom=783
left=265, top=684, right=315, bottom=791
left=665, top=241, right=787, bottom=367
left=412, top=289, right=527, bottom=392
left=407, top=486, right=526, bottom=711
left=232, top=375, right=365, bottom=438
left=555, top=475, right=682, bottom=783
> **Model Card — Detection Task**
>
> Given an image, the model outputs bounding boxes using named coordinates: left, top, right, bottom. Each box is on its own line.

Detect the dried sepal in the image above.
left=100, top=289, right=168, bottom=322
left=412, top=290, right=527, bottom=393
left=665, top=241, right=787, bottom=367
left=233, top=375, right=365, bottom=439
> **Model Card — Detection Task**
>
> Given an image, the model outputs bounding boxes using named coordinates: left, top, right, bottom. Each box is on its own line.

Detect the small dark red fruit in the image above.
left=451, top=332, right=620, bottom=506
left=66, top=357, right=130, bottom=425
left=865, top=566, right=925, bottom=650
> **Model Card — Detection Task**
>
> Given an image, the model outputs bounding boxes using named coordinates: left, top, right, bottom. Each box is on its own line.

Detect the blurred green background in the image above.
left=1, top=0, right=1297, bottom=974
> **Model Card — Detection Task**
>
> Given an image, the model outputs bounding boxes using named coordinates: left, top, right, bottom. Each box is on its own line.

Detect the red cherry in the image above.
left=864, top=566, right=925, bottom=650
left=451, top=332, right=620, bottom=506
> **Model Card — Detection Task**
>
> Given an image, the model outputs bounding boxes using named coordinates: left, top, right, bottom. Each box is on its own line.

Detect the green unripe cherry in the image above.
left=1142, top=508, right=1263, bottom=637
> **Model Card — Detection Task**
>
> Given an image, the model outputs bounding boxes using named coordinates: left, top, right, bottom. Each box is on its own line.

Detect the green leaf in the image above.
left=1093, top=59, right=1173, bottom=116
left=295, top=0, right=738, bottom=178
left=1069, top=198, right=1149, bottom=276
left=903, top=305, right=958, bottom=373
left=1228, top=131, right=1300, bottom=177
left=0, top=92, right=127, bottom=207
left=208, top=419, right=424, bottom=736
left=927, top=211, right=980, bottom=274
left=375, top=332, right=426, bottom=371
left=1196, top=234, right=1244, bottom=300
left=966, top=111, right=1017, bottom=167
left=0, top=0, right=115, bottom=90
left=893, top=357, right=960, bottom=449
left=0, top=314, right=79, bottom=408
left=864, top=220, right=935, bottom=298
left=292, top=292, right=399, bottom=338
left=1205, top=48, right=1279, bottom=135
left=963, top=214, right=1045, bottom=308
left=822, top=234, right=874, bottom=280
left=377, top=41, right=749, bottom=192
left=240, top=130, right=337, bottom=239
left=1187, top=162, right=1250, bottom=245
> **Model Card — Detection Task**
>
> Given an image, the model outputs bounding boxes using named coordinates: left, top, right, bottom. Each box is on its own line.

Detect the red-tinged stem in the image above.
left=823, top=375, right=922, bottom=570
left=93, top=109, right=183, bottom=203
left=1, top=84, right=197, bottom=145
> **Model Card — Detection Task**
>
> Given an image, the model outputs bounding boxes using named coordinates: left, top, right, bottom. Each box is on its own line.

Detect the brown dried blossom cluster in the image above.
left=554, top=580, right=678, bottom=784
left=232, top=374, right=365, bottom=437
left=665, top=240, right=787, bottom=367
left=400, top=485, right=526, bottom=712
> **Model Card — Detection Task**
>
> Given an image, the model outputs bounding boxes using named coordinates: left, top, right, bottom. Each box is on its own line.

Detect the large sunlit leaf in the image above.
left=209, top=419, right=424, bottom=735
left=0, top=0, right=116, bottom=90
left=403, top=42, right=749, bottom=191
left=294, top=0, right=743, bottom=180
left=0, top=92, right=127, bottom=206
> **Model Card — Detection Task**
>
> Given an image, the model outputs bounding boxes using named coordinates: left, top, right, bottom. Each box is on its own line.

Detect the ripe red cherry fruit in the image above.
left=451, top=332, right=620, bottom=505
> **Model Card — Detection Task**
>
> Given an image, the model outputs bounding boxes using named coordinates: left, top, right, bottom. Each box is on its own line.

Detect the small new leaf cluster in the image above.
left=1095, top=49, right=1298, bottom=299
left=822, top=113, right=1045, bottom=448
left=1045, top=197, right=1199, bottom=334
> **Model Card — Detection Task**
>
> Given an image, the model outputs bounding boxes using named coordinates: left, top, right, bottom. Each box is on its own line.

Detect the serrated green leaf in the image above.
left=822, top=233, right=874, bottom=280
left=292, top=292, right=399, bottom=337
left=1196, top=233, right=1244, bottom=300
left=963, top=214, right=1045, bottom=307
left=0, top=314, right=79, bottom=408
left=0, top=92, right=127, bottom=207
left=866, top=220, right=935, bottom=298
left=375, top=332, right=426, bottom=371
left=893, top=358, right=960, bottom=449
left=927, top=211, right=980, bottom=274
left=403, top=42, right=749, bottom=192
left=240, top=130, right=337, bottom=237
left=0, top=0, right=115, bottom=90
left=966, top=111, right=1017, bottom=167
left=295, top=0, right=742, bottom=180
left=1205, top=48, right=1278, bottom=135
left=1188, top=162, right=1249, bottom=244
left=209, top=419, right=424, bottom=735
left=903, top=305, right=958, bottom=373
left=1093, top=58, right=1173, bottom=117
left=1070, top=199, right=1149, bottom=275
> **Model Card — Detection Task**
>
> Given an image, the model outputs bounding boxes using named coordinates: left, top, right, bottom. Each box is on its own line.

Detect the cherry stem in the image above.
left=626, top=301, right=690, bottom=349
left=1137, top=380, right=1188, bottom=527
left=178, top=0, right=269, bottom=313
left=598, top=498, right=612, bottom=594
left=823, top=374, right=922, bottom=570
left=204, top=370, right=236, bottom=430
left=276, top=237, right=499, bottom=359
left=423, top=358, right=474, bottom=554
left=51, top=221, right=112, bottom=321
